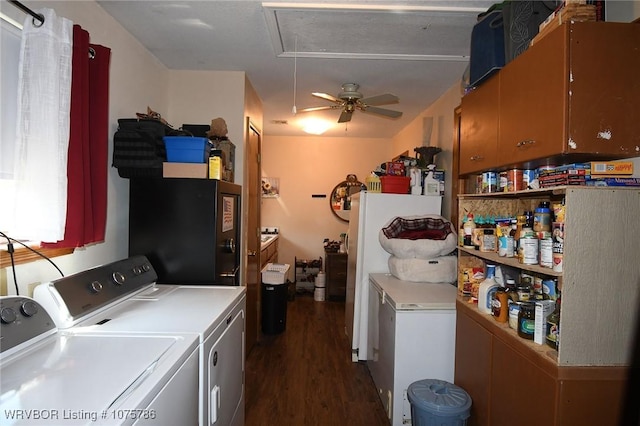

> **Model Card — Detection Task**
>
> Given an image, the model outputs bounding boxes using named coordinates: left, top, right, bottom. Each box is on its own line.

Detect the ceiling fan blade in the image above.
left=361, top=105, right=403, bottom=119
left=359, top=93, right=399, bottom=106
left=312, top=92, right=342, bottom=103
left=338, top=110, right=353, bottom=123
left=297, top=105, right=337, bottom=113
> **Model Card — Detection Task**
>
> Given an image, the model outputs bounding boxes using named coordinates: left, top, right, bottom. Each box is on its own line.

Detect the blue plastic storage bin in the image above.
left=407, top=379, right=472, bottom=426
left=469, top=9, right=505, bottom=88
left=163, top=136, right=209, bottom=163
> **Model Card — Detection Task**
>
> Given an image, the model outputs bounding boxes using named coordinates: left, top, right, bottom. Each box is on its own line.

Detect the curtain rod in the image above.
left=8, top=0, right=44, bottom=27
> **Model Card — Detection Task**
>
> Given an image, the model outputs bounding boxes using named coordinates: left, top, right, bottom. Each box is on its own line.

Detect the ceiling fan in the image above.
left=298, top=83, right=403, bottom=123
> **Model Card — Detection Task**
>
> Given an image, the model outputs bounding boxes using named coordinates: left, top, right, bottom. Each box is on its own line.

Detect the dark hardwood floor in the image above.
left=245, top=293, right=389, bottom=426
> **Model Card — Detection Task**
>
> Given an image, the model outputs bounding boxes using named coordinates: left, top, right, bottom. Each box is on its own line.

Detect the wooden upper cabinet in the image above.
left=460, top=73, right=500, bottom=175
left=499, top=22, right=640, bottom=166
left=460, top=22, right=640, bottom=176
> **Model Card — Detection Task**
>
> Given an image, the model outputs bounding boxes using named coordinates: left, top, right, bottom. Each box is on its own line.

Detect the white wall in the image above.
left=392, top=84, right=462, bottom=221
left=260, top=135, right=393, bottom=267
left=1, top=0, right=170, bottom=296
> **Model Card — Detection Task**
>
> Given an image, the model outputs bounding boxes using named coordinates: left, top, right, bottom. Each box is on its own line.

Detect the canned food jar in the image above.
left=519, top=229, right=539, bottom=265
left=534, top=202, right=551, bottom=232
left=508, top=302, right=521, bottom=330
left=517, top=302, right=536, bottom=340
left=516, top=285, right=531, bottom=302
left=522, top=169, right=535, bottom=189
left=540, top=237, right=553, bottom=268
left=482, top=172, right=498, bottom=193
left=506, top=168, right=524, bottom=192
left=499, top=172, right=508, bottom=192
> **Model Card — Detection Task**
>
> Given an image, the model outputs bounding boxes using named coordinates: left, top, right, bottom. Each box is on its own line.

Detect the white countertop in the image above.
left=260, top=234, right=278, bottom=251
left=369, top=273, right=457, bottom=311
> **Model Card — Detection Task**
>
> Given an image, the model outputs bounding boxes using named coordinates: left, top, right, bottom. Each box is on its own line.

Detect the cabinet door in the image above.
left=499, top=22, right=640, bottom=166
left=564, top=22, right=640, bottom=158
left=460, top=73, right=499, bottom=175
left=454, top=309, right=492, bottom=426
left=498, top=23, right=566, bottom=165
left=490, top=337, right=557, bottom=426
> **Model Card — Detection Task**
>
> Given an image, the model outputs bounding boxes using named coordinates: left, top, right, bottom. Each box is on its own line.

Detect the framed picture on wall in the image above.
left=262, top=177, right=279, bottom=198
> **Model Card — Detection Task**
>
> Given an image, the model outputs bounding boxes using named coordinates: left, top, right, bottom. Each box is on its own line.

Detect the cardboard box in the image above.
left=163, top=162, right=208, bottom=178
left=534, top=300, right=556, bottom=345
left=589, top=161, right=634, bottom=175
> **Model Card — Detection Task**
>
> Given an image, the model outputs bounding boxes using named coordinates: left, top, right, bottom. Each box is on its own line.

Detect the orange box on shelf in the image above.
left=380, top=176, right=410, bottom=194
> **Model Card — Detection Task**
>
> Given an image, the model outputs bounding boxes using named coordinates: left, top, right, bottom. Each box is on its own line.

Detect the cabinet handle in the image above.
left=247, top=250, right=257, bottom=257
left=469, top=155, right=484, bottom=161
left=516, top=139, right=536, bottom=147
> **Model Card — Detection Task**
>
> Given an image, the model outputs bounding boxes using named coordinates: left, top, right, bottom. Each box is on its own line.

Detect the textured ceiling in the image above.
left=96, top=1, right=494, bottom=138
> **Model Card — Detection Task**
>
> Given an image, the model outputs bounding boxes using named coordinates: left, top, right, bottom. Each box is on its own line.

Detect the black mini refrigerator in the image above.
left=129, top=178, right=241, bottom=285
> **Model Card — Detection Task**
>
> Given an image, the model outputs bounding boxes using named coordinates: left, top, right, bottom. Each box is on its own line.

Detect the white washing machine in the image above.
left=34, top=256, right=246, bottom=426
left=0, top=295, right=199, bottom=426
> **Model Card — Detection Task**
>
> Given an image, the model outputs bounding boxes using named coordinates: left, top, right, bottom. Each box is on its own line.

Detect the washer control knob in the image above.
left=0, top=307, right=17, bottom=324
left=90, top=281, right=103, bottom=293
left=142, top=263, right=151, bottom=272
left=20, top=300, right=38, bottom=317
left=112, top=272, right=126, bottom=286
left=133, top=266, right=142, bottom=275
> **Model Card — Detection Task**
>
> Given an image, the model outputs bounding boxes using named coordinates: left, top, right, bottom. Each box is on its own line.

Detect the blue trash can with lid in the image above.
left=407, top=379, right=472, bottom=426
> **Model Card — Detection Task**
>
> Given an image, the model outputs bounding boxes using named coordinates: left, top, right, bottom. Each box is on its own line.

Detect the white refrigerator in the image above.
left=345, top=191, right=442, bottom=362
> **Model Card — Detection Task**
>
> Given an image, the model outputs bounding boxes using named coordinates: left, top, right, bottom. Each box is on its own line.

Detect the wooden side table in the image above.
left=324, top=251, right=347, bottom=300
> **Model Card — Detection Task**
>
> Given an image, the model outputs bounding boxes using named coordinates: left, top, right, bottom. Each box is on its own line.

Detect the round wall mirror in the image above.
left=330, top=174, right=363, bottom=222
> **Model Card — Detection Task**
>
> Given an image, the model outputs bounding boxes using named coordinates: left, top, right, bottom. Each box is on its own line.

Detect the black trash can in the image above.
left=261, top=263, right=290, bottom=335
left=261, top=281, right=288, bottom=334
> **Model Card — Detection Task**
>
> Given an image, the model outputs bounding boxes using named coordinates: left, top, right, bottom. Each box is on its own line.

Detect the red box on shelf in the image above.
left=380, top=176, right=410, bottom=194
left=385, top=161, right=406, bottom=176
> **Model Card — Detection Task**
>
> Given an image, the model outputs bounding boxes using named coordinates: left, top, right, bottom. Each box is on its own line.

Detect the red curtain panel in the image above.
left=43, top=25, right=110, bottom=248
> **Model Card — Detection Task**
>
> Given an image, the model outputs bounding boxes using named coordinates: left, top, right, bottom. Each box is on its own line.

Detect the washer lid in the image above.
left=0, top=333, right=194, bottom=422
left=77, top=285, right=246, bottom=338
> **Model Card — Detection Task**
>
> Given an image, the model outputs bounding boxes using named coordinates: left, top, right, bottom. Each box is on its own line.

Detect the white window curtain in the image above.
left=10, top=9, right=73, bottom=242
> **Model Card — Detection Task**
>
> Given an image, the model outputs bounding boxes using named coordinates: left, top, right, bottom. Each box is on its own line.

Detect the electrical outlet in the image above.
left=27, top=282, right=41, bottom=298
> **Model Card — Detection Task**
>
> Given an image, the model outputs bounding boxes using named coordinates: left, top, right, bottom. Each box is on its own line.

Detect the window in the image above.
left=0, top=17, right=73, bottom=266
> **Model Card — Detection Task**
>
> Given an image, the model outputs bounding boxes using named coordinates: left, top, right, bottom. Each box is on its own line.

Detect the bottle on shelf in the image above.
left=534, top=201, right=552, bottom=232
left=524, top=210, right=534, bottom=229
left=463, top=213, right=476, bottom=249
left=423, top=164, right=440, bottom=195
left=472, top=215, right=485, bottom=250
left=478, top=264, right=499, bottom=315
left=208, top=149, right=223, bottom=180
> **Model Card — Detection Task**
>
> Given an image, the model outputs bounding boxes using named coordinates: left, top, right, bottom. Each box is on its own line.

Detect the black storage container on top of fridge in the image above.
left=129, top=178, right=241, bottom=285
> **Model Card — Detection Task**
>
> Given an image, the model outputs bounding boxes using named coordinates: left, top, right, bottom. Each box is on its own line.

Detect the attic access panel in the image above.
left=262, top=3, right=486, bottom=61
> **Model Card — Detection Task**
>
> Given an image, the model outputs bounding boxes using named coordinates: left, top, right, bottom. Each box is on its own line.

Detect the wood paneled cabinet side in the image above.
left=459, top=73, right=499, bottom=175
left=454, top=308, right=492, bottom=426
